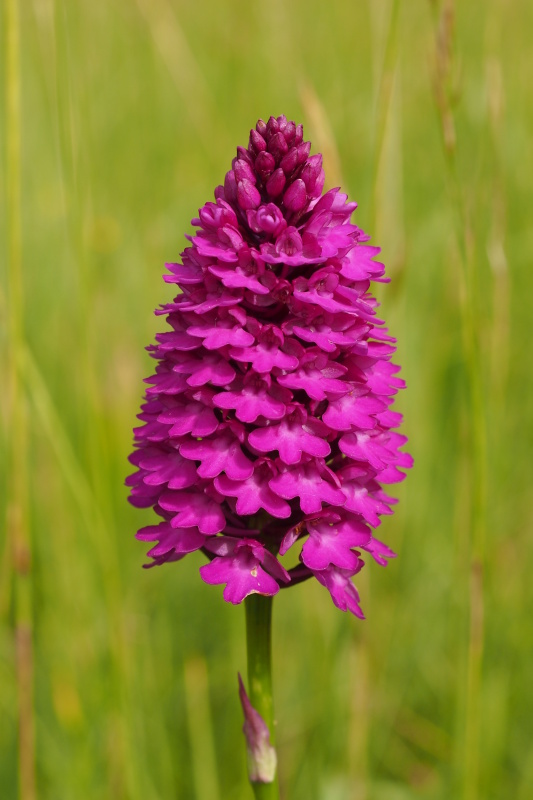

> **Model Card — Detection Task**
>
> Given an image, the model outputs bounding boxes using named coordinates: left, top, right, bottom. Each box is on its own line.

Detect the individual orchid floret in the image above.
left=247, top=407, right=331, bottom=465
left=200, top=537, right=290, bottom=604
left=128, top=115, right=411, bottom=616
left=300, top=513, right=371, bottom=571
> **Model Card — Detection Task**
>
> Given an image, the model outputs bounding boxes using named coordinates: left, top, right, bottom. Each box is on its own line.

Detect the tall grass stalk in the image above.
left=5, top=1, right=36, bottom=797
left=485, top=53, right=509, bottom=412
left=184, top=656, right=222, bottom=800
left=135, top=0, right=227, bottom=164
left=50, top=3, right=142, bottom=795
left=369, top=0, right=400, bottom=236
left=430, top=2, right=488, bottom=798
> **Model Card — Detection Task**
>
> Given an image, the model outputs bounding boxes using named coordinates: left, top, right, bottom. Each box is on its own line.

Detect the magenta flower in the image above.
left=128, top=115, right=411, bottom=616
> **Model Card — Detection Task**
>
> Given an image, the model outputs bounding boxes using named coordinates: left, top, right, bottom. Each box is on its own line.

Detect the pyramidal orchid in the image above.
left=128, top=115, right=411, bottom=796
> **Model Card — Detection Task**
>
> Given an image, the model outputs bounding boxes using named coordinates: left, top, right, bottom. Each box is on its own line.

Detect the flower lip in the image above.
left=200, top=536, right=290, bottom=604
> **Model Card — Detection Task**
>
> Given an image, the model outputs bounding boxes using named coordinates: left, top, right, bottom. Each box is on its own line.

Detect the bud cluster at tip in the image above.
left=220, top=117, right=324, bottom=219
left=127, top=115, right=412, bottom=617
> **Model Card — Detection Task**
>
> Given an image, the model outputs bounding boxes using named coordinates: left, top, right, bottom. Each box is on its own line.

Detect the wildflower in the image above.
left=127, top=115, right=411, bottom=617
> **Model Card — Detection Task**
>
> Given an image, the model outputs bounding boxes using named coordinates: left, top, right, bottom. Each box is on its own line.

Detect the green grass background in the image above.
left=2, top=0, right=532, bottom=798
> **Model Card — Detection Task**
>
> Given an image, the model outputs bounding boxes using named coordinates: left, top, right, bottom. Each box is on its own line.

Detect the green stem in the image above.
left=244, top=594, right=280, bottom=800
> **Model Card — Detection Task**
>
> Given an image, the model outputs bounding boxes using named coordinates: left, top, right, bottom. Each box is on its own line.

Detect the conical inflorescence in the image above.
left=127, top=115, right=412, bottom=617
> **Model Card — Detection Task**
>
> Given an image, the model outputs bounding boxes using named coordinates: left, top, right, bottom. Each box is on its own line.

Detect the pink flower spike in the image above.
left=129, top=115, right=411, bottom=614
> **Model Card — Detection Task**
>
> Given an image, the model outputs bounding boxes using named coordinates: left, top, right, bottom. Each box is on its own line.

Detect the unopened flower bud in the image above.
left=266, top=116, right=279, bottom=135
left=296, top=141, right=311, bottom=165
left=234, top=159, right=256, bottom=183
left=237, top=146, right=254, bottom=166
left=268, top=132, right=289, bottom=161
left=284, top=120, right=296, bottom=143
left=301, top=154, right=324, bottom=196
left=283, top=178, right=307, bottom=212
left=280, top=148, right=299, bottom=175
left=224, top=170, right=238, bottom=203
left=266, top=168, right=286, bottom=198
left=255, top=151, right=276, bottom=180
left=237, top=179, right=261, bottom=210
left=250, top=129, right=267, bottom=153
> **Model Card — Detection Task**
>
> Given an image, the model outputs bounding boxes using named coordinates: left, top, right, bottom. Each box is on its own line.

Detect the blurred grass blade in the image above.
left=369, top=0, right=400, bottom=233
left=184, top=656, right=222, bottom=800
left=135, top=0, right=226, bottom=162
left=429, top=2, right=488, bottom=798
left=19, top=342, right=143, bottom=798
left=300, top=81, right=344, bottom=189
left=4, top=0, right=36, bottom=797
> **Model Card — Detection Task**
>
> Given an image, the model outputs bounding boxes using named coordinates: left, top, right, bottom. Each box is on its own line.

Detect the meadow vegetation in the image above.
left=2, top=1, right=532, bottom=798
